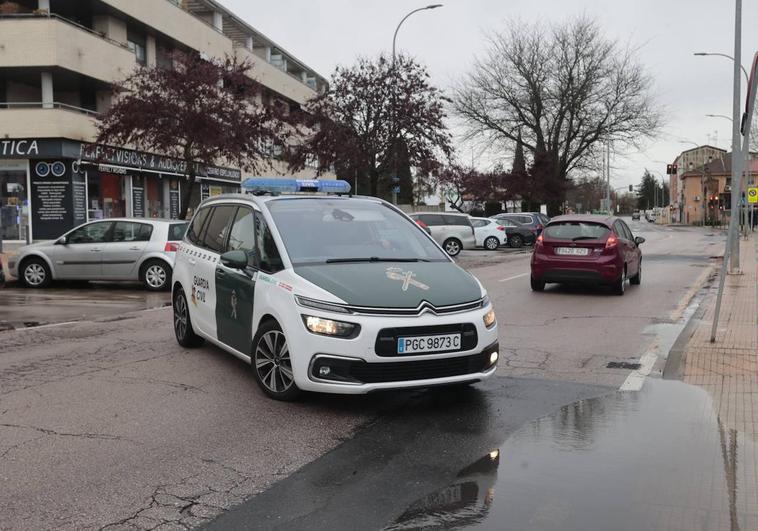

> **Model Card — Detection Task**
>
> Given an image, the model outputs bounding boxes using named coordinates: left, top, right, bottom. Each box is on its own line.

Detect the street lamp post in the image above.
left=390, top=4, right=442, bottom=205
left=693, top=2, right=745, bottom=273
left=706, top=113, right=751, bottom=238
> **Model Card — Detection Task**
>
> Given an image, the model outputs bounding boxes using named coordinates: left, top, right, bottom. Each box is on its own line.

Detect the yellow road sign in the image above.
left=749, top=187, right=758, bottom=204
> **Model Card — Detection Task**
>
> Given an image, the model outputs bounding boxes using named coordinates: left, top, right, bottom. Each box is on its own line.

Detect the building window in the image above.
left=127, top=29, right=147, bottom=66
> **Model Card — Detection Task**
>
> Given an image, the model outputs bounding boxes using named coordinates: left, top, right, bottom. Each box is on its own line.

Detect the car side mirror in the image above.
left=220, top=249, right=249, bottom=270
left=56, top=236, right=68, bottom=245
left=634, top=236, right=646, bottom=246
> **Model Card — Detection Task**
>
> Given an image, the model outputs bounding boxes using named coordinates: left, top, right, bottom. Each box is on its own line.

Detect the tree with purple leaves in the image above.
left=97, top=51, right=288, bottom=219
left=287, top=54, right=453, bottom=203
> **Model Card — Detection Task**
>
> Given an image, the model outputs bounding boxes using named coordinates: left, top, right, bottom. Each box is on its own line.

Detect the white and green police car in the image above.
left=172, top=179, right=499, bottom=400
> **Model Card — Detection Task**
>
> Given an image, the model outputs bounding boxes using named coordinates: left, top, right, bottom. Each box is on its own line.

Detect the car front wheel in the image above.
left=443, top=238, right=462, bottom=257
left=630, top=261, right=642, bottom=285
left=252, top=320, right=301, bottom=401
left=20, top=257, right=51, bottom=288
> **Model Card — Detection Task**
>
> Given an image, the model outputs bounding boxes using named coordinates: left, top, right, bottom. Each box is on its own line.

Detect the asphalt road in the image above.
left=0, top=220, right=721, bottom=530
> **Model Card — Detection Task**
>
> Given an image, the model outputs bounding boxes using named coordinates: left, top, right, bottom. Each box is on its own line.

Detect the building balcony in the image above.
left=100, top=0, right=232, bottom=59
left=0, top=14, right=137, bottom=83
left=234, top=46, right=317, bottom=106
left=0, top=104, right=99, bottom=141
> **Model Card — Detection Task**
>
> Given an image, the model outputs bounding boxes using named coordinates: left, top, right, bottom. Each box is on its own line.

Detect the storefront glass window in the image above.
left=88, top=171, right=126, bottom=219
left=0, top=168, right=27, bottom=240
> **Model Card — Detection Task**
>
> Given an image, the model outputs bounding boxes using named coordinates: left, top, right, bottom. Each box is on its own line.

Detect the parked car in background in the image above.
left=10, top=218, right=188, bottom=291
left=632, top=210, right=641, bottom=220
left=470, top=217, right=508, bottom=250
left=409, top=212, right=477, bottom=257
left=530, top=214, right=644, bottom=295
left=493, top=218, right=537, bottom=248
left=491, top=212, right=548, bottom=237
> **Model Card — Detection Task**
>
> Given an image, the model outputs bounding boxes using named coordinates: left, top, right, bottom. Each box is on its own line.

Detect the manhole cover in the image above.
left=606, top=361, right=641, bottom=370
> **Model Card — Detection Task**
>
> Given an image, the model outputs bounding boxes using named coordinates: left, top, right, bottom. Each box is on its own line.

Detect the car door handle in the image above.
left=90, top=248, right=102, bottom=252
left=129, top=246, right=141, bottom=251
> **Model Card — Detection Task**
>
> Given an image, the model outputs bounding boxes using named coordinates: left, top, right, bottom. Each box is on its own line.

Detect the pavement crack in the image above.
left=0, top=423, right=135, bottom=443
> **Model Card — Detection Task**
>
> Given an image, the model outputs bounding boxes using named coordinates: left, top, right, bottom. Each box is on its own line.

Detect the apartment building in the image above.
left=0, top=0, right=328, bottom=241
left=670, top=145, right=726, bottom=224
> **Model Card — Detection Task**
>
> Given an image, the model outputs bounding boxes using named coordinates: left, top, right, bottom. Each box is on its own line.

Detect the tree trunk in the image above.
left=179, top=170, right=195, bottom=220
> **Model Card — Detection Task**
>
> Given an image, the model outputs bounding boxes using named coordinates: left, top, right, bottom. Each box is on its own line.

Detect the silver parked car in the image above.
left=10, top=218, right=188, bottom=291
left=408, top=212, right=477, bottom=256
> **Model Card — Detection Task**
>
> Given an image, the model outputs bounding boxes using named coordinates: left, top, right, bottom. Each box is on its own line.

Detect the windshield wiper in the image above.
left=571, top=236, right=599, bottom=241
left=325, top=257, right=430, bottom=263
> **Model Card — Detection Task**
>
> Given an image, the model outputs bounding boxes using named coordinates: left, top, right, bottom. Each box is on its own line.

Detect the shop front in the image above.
left=0, top=138, right=241, bottom=242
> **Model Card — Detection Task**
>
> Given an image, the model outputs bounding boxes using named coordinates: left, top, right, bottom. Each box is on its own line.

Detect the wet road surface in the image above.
left=0, top=282, right=170, bottom=331
left=210, top=378, right=758, bottom=531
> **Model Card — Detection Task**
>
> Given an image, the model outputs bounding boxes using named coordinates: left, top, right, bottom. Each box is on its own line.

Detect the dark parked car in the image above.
left=493, top=218, right=536, bottom=248
left=530, top=214, right=644, bottom=295
left=491, top=212, right=549, bottom=236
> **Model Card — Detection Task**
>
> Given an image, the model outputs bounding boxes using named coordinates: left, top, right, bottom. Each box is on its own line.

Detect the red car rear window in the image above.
left=544, top=222, right=610, bottom=240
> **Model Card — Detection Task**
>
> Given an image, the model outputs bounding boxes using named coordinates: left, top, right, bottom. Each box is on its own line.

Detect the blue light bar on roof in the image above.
left=241, top=178, right=352, bottom=195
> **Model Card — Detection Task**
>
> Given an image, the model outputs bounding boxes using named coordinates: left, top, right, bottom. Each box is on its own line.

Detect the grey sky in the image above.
left=222, top=0, right=758, bottom=189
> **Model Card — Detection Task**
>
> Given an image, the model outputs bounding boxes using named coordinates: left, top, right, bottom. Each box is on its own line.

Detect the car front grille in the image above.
left=310, top=343, right=498, bottom=385
left=374, top=323, right=478, bottom=357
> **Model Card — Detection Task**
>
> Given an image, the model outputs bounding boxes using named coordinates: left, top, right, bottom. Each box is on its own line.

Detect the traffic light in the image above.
left=629, top=184, right=633, bottom=192
left=666, top=164, right=672, bottom=175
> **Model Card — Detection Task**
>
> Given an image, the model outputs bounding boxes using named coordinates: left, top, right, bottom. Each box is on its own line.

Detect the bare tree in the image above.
left=453, top=16, right=661, bottom=214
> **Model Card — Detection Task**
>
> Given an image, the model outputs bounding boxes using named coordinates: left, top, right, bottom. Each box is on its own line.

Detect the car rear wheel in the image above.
left=141, top=260, right=171, bottom=291
left=630, top=261, right=642, bottom=285
left=484, top=236, right=499, bottom=250
left=530, top=275, right=545, bottom=292
left=252, top=320, right=301, bottom=401
left=173, top=287, right=204, bottom=348
left=509, top=234, right=524, bottom=248
left=20, top=257, right=51, bottom=288
left=614, top=267, right=627, bottom=296
left=443, top=238, right=462, bottom=257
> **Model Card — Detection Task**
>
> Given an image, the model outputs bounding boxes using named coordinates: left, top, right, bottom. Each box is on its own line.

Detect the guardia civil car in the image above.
left=172, top=180, right=499, bottom=400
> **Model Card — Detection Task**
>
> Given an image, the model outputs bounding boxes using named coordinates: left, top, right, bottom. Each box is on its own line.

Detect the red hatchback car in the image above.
left=530, top=215, right=644, bottom=295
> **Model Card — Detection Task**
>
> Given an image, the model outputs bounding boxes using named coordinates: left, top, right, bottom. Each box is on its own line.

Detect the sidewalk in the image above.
left=675, top=236, right=758, bottom=529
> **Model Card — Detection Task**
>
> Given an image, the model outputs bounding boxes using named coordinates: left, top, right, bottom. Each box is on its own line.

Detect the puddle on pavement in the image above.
left=385, top=379, right=758, bottom=531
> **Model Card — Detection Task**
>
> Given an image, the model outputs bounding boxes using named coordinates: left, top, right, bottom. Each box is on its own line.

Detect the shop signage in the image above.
left=169, top=189, right=181, bottom=220
left=132, top=185, right=145, bottom=218
left=0, top=139, right=65, bottom=159
left=79, top=144, right=241, bottom=182
left=30, top=160, right=75, bottom=240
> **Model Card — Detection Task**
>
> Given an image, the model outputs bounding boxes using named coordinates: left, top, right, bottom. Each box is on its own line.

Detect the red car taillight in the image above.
left=164, top=242, right=179, bottom=252
left=496, top=225, right=505, bottom=231
left=605, top=235, right=618, bottom=249
left=415, top=220, right=429, bottom=230
left=535, top=234, right=544, bottom=248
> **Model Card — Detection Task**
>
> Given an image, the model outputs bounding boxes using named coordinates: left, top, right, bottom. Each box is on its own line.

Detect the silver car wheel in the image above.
left=174, top=292, right=188, bottom=340
left=145, top=264, right=167, bottom=288
left=484, top=236, right=499, bottom=250
left=445, top=239, right=461, bottom=256
left=24, top=263, right=46, bottom=286
left=255, top=330, right=294, bottom=394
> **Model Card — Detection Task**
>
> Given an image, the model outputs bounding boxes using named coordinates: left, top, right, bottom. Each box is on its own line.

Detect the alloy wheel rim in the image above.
left=446, top=241, right=460, bottom=255
left=24, top=264, right=45, bottom=286
left=174, top=293, right=187, bottom=339
left=486, top=238, right=498, bottom=250
left=511, top=236, right=522, bottom=247
left=255, top=330, right=293, bottom=393
left=146, top=265, right=167, bottom=288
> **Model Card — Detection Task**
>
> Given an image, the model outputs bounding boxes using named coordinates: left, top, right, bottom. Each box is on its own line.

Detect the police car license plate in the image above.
left=397, top=333, right=461, bottom=354
left=556, top=247, right=589, bottom=256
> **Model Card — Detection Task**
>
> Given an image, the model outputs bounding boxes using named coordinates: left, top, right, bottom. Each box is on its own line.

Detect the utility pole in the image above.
left=728, top=0, right=743, bottom=272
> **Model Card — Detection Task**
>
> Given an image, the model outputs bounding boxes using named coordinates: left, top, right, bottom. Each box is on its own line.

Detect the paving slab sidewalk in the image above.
left=675, top=236, right=758, bottom=530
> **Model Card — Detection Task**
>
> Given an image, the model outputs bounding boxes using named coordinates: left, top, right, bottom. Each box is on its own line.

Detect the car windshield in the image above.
left=544, top=221, right=610, bottom=240
left=267, top=198, right=449, bottom=265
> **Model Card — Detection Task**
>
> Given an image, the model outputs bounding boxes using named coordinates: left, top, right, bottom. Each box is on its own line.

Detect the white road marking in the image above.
left=498, top=272, right=529, bottom=283
left=619, top=352, right=658, bottom=391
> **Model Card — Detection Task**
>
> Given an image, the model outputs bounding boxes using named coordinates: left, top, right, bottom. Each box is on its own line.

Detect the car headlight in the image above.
left=302, top=315, right=359, bottom=338
left=483, top=308, right=496, bottom=328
